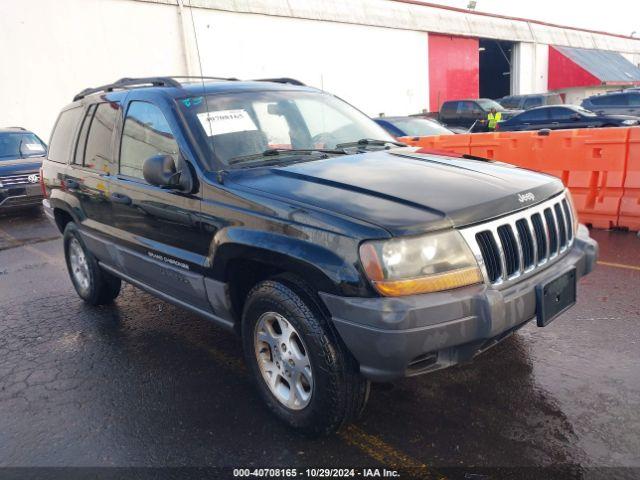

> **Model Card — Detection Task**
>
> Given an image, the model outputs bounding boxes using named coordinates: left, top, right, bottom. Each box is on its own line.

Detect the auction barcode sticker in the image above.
left=197, top=109, right=258, bottom=136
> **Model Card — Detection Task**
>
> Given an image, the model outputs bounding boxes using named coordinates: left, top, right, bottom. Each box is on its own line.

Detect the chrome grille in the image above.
left=461, top=192, right=575, bottom=287
left=0, top=173, right=39, bottom=186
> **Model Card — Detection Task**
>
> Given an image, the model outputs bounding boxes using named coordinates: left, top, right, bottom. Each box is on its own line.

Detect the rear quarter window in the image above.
left=48, top=106, right=83, bottom=163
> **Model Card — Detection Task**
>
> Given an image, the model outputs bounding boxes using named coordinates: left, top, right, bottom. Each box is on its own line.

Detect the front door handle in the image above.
left=110, top=192, right=132, bottom=205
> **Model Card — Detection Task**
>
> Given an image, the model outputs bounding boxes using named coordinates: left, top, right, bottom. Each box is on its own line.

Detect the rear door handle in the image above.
left=110, top=192, right=132, bottom=205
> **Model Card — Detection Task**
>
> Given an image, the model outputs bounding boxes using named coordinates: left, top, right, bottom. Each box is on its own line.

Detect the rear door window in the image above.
left=440, top=102, right=457, bottom=116
left=500, top=97, right=518, bottom=109
left=549, top=108, right=574, bottom=121
left=523, top=97, right=542, bottom=109
left=516, top=109, right=549, bottom=122
left=73, top=105, right=96, bottom=165
left=48, top=106, right=83, bottom=163
left=120, top=101, right=179, bottom=180
left=590, top=94, right=626, bottom=106
left=82, top=103, right=119, bottom=174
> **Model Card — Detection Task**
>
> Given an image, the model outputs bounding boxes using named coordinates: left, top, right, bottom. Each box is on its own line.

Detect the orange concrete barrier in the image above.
left=401, top=127, right=639, bottom=230
left=619, top=127, right=640, bottom=231
left=536, top=128, right=629, bottom=229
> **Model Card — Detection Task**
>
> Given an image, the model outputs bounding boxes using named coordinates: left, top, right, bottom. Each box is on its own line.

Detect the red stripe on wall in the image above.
left=548, top=46, right=601, bottom=90
left=428, top=34, right=479, bottom=111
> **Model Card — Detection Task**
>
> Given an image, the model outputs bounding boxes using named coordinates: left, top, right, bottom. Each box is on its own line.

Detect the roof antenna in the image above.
left=186, top=0, right=213, bottom=136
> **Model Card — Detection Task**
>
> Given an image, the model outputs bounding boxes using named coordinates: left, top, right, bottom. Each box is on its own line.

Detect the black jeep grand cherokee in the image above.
left=42, top=77, right=598, bottom=435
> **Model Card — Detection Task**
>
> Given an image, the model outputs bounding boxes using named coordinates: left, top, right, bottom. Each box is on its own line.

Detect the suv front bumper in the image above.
left=0, top=184, right=43, bottom=211
left=320, top=226, right=598, bottom=382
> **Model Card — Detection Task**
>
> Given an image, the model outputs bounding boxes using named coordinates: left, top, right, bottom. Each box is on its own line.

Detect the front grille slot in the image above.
left=497, top=225, right=519, bottom=276
left=462, top=192, right=575, bottom=286
left=476, top=231, right=502, bottom=282
left=554, top=203, right=567, bottom=248
left=531, top=213, right=547, bottom=261
left=561, top=199, right=573, bottom=241
left=544, top=208, right=559, bottom=255
left=515, top=219, right=534, bottom=269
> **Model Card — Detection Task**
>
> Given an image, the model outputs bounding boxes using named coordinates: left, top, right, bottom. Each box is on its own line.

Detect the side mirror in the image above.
left=143, top=154, right=193, bottom=191
left=571, top=113, right=581, bottom=121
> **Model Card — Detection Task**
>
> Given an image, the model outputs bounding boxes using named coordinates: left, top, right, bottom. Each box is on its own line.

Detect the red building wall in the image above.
left=548, top=46, right=600, bottom=90
left=429, top=34, right=479, bottom=111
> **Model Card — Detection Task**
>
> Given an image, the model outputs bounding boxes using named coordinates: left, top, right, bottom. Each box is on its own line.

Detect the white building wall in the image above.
left=0, top=0, right=188, bottom=140
left=188, top=8, right=430, bottom=116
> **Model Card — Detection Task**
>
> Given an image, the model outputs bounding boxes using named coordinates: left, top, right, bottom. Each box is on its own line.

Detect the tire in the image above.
left=241, top=277, right=370, bottom=436
left=63, top=222, right=121, bottom=305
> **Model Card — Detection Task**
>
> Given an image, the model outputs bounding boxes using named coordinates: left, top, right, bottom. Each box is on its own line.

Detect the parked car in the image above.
left=581, top=90, right=640, bottom=116
left=42, top=76, right=597, bottom=435
left=0, top=127, right=47, bottom=212
left=374, top=116, right=455, bottom=138
left=497, top=105, right=640, bottom=131
left=438, top=99, right=520, bottom=129
left=499, top=93, right=564, bottom=110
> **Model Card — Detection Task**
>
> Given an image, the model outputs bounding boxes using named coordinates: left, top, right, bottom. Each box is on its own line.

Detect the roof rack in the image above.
left=253, top=77, right=306, bottom=86
left=73, top=76, right=306, bottom=101
left=73, top=77, right=183, bottom=101
left=169, top=75, right=240, bottom=82
left=6, top=126, right=27, bottom=131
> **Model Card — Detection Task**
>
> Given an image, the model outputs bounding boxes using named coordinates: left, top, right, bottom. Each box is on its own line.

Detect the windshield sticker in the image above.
left=24, top=143, right=45, bottom=151
left=182, top=96, right=203, bottom=108
left=197, top=109, right=258, bottom=136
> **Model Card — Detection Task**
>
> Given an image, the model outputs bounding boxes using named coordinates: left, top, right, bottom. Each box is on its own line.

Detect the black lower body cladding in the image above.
left=321, top=227, right=598, bottom=382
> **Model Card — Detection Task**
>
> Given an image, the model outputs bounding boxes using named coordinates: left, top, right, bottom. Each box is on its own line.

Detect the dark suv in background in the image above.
left=499, top=93, right=564, bottom=110
left=438, top=99, right=520, bottom=129
left=581, top=90, right=640, bottom=116
left=42, top=76, right=597, bottom=435
left=498, top=105, right=640, bottom=131
left=0, top=127, right=47, bottom=212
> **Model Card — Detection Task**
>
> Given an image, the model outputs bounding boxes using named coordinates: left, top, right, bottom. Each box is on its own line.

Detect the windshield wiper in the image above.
left=228, top=148, right=345, bottom=166
left=335, top=138, right=407, bottom=150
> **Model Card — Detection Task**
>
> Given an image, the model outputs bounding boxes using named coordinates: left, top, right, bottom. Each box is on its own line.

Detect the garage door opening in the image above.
left=479, top=39, right=513, bottom=99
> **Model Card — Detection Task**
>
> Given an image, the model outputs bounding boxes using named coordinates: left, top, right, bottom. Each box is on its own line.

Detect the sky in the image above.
left=426, top=0, right=640, bottom=37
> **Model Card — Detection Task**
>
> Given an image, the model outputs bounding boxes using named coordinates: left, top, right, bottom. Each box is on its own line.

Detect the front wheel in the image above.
left=241, top=278, right=369, bottom=436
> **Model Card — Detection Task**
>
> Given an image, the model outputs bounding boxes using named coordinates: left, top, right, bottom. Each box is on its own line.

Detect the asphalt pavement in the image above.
left=0, top=209, right=638, bottom=479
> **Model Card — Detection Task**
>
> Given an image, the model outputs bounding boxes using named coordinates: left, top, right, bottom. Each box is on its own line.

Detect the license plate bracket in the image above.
left=535, top=268, right=577, bottom=327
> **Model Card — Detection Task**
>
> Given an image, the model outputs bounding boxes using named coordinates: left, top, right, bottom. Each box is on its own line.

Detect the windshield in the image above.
left=0, top=132, right=47, bottom=160
left=476, top=99, right=504, bottom=111
left=387, top=118, right=453, bottom=137
left=179, top=90, right=395, bottom=167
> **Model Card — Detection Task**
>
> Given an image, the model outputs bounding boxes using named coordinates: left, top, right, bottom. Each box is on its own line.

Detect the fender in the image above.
left=210, top=227, right=371, bottom=297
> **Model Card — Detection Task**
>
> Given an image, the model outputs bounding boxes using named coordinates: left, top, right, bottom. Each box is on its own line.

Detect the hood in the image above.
left=0, top=157, right=44, bottom=176
left=226, top=148, right=564, bottom=237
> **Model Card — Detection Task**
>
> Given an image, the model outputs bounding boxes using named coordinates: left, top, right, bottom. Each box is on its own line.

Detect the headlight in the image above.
left=359, top=230, right=482, bottom=296
left=622, top=120, right=638, bottom=126
left=0, top=180, right=3, bottom=187
left=565, top=188, right=579, bottom=233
